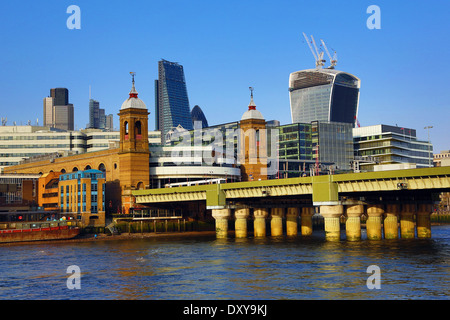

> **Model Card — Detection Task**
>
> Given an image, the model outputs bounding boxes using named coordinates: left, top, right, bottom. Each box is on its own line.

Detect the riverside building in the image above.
left=352, top=124, right=433, bottom=171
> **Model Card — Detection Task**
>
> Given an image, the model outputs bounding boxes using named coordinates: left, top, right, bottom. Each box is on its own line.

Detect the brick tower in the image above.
left=239, top=88, right=267, bottom=181
left=118, top=73, right=150, bottom=213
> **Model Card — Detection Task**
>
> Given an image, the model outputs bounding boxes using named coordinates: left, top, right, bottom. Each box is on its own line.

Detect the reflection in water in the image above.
left=0, top=226, right=448, bottom=299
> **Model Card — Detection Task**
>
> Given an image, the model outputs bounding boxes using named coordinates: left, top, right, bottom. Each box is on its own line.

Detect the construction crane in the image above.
left=302, top=32, right=325, bottom=69
left=320, top=39, right=337, bottom=68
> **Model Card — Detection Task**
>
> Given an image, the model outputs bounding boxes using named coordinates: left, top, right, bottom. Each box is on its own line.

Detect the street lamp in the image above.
left=424, top=126, right=433, bottom=167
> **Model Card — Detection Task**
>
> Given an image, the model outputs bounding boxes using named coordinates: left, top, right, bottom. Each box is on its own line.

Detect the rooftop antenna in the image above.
left=302, top=32, right=325, bottom=69
left=89, top=85, right=92, bottom=100
left=1, top=117, right=7, bottom=126
left=320, top=39, right=337, bottom=68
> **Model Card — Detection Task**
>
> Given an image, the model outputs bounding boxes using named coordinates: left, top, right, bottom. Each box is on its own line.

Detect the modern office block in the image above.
left=353, top=124, right=433, bottom=171
left=46, top=88, right=74, bottom=131
left=53, top=104, right=74, bottom=131
left=155, top=59, right=193, bottom=142
left=88, top=99, right=100, bottom=129
left=289, top=68, right=360, bottom=127
left=59, top=169, right=105, bottom=227
left=50, top=88, right=69, bottom=106
left=191, top=105, right=209, bottom=128
left=43, top=97, right=54, bottom=127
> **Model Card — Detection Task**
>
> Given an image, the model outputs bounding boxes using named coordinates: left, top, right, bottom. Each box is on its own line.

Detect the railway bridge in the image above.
left=132, top=167, right=450, bottom=241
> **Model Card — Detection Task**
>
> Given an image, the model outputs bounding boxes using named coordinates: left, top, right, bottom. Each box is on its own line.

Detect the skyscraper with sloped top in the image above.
left=155, top=59, right=193, bottom=143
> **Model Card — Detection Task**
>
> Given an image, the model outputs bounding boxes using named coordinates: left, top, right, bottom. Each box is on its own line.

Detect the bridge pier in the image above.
left=417, top=203, right=432, bottom=239
left=384, top=204, right=400, bottom=239
left=212, top=209, right=231, bottom=239
left=270, top=208, right=284, bottom=237
left=235, top=208, right=250, bottom=238
left=286, top=207, right=299, bottom=236
left=366, top=204, right=384, bottom=240
left=345, top=204, right=363, bottom=241
left=320, top=205, right=343, bottom=241
left=301, top=207, right=314, bottom=236
left=254, top=208, right=268, bottom=237
left=400, top=204, right=416, bottom=239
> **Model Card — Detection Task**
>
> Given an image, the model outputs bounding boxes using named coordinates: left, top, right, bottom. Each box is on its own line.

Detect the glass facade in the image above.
left=312, top=121, right=354, bottom=171
left=289, top=69, right=360, bottom=127
left=277, top=121, right=353, bottom=177
left=290, top=85, right=332, bottom=124
left=156, top=60, right=193, bottom=143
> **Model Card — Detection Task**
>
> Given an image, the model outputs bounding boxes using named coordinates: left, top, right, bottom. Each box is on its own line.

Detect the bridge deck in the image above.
left=133, top=167, right=450, bottom=207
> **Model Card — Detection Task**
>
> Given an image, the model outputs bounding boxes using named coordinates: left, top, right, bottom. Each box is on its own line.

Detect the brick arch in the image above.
left=97, top=163, right=106, bottom=172
left=60, top=168, right=66, bottom=173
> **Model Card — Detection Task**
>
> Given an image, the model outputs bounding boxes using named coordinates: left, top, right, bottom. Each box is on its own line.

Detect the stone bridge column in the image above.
left=320, top=205, right=343, bottom=241
left=400, top=204, right=416, bottom=239
left=286, top=207, right=299, bottom=237
left=384, top=204, right=400, bottom=239
left=301, top=207, right=314, bottom=236
left=212, top=209, right=231, bottom=239
left=253, top=208, right=268, bottom=237
left=345, top=204, right=363, bottom=241
left=366, top=204, right=384, bottom=240
left=234, top=208, right=250, bottom=238
left=417, top=203, right=432, bottom=239
left=270, top=208, right=284, bottom=237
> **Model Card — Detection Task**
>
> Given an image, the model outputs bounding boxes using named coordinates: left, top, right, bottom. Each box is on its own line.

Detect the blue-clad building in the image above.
left=155, top=59, right=193, bottom=143
left=59, top=169, right=106, bottom=227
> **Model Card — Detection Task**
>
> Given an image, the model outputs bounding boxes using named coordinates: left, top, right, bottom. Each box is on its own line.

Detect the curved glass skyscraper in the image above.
left=155, top=59, right=193, bottom=143
left=190, top=105, right=208, bottom=128
left=289, top=68, right=360, bottom=127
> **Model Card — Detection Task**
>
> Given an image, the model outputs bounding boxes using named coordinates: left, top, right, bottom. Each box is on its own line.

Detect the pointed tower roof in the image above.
left=241, top=87, right=264, bottom=121
left=121, top=72, right=147, bottom=110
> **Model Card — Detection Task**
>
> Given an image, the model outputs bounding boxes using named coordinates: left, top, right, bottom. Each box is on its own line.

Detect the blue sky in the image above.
left=0, top=0, right=448, bottom=152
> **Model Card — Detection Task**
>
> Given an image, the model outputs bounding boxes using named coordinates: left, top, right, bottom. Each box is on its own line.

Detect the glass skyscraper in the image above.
left=155, top=59, right=193, bottom=143
left=289, top=68, right=360, bottom=127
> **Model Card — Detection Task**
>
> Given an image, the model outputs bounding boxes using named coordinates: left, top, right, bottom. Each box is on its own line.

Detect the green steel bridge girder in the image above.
left=132, top=166, right=450, bottom=209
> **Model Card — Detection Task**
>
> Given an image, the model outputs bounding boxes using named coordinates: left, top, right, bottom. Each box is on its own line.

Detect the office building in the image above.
left=434, top=150, right=450, bottom=167
left=155, top=59, right=193, bottom=142
left=53, top=104, right=74, bottom=131
left=88, top=99, right=112, bottom=131
left=88, top=99, right=100, bottom=129
left=105, top=114, right=114, bottom=131
left=43, top=97, right=54, bottom=127
left=289, top=68, right=360, bottom=127
left=191, top=105, right=209, bottom=128
left=0, top=173, right=40, bottom=210
left=44, top=88, right=74, bottom=131
left=59, top=169, right=106, bottom=227
left=0, top=125, right=161, bottom=172
left=38, top=171, right=62, bottom=211
left=50, top=88, right=69, bottom=106
left=353, top=124, right=433, bottom=171
left=277, top=121, right=353, bottom=177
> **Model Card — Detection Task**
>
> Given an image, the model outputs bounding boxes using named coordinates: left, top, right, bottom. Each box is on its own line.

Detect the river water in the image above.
left=0, top=225, right=449, bottom=300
